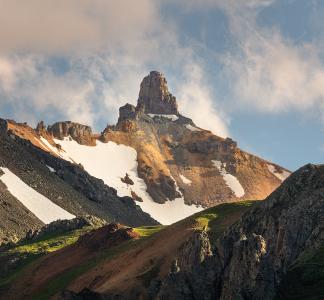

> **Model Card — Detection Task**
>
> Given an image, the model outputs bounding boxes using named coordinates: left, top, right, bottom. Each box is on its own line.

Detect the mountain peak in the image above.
left=137, top=71, right=178, bottom=115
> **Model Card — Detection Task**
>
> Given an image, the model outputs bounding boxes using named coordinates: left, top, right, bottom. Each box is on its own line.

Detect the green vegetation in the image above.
left=0, top=201, right=257, bottom=299
left=30, top=225, right=165, bottom=299
left=7, top=227, right=92, bottom=255
left=193, top=200, right=257, bottom=241
left=133, top=225, right=165, bottom=237
left=0, top=226, right=94, bottom=289
left=276, top=246, right=324, bottom=300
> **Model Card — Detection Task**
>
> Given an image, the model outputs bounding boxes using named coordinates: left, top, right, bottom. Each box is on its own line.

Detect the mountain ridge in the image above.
left=1, top=71, right=291, bottom=224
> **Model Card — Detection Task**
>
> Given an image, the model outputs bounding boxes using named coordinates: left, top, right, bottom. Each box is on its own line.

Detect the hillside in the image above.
left=0, top=201, right=254, bottom=300
left=0, top=164, right=322, bottom=299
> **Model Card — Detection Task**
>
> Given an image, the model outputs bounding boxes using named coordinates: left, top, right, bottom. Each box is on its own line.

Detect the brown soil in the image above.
left=69, top=220, right=196, bottom=297
left=1, top=224, right=138, bottom=300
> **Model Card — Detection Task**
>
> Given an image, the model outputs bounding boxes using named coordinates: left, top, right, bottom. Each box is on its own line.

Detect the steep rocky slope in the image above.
left=7, top=71, right=290, bottom=224
left=156, top=164, right=324, bottom=299
left=0, top=119, right=157, bottom=245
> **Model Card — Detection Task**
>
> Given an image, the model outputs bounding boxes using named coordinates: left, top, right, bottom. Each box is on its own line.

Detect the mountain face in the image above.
left=1, top=164, right=321, bottom=300
left=0, top=119, right=157, bottom=245
left=5, top=71, right=289, bottom=225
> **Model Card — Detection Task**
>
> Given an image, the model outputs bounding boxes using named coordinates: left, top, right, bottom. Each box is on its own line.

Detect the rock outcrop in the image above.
left=0, top=118, right=8, bottom=135
left=25, top=215, right=106, bottom=242
left=77, top=222, right=139, bottom=250
left=35, top=121, right=47, bottom=136
left=47, top=121, right=96, bottom=146
left=137, top=71, right=178, bottom=115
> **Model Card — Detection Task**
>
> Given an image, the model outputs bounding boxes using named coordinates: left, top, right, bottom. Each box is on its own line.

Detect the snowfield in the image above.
left=212, top=160, right=245, bottom=198
left=53, top=138, right=203, bottom=224
left=267, top=164, right=291, bottom=182
left=148, top=114, right=179, bottom=121
left=0, top=167, right=75, bottom=224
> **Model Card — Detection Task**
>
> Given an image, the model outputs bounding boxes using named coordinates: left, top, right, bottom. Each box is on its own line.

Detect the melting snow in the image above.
left=0, top=167, right=75, bottom=224
left=185, top=124, right=202, bottom=132
left=53, top=138, right=203, bottom=224
left=267, top=164, right=290, bottom=182
left=212, top=160, right=245, bottom=198
left=180, top=174, right=192, bottom=185
left=148, top=114, right=179, bottom=121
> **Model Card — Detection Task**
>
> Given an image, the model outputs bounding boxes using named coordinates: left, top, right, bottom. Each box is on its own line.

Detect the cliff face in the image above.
left=47, top=121, right=96, bottom=146
left=156, top=164, right=324, bottom=299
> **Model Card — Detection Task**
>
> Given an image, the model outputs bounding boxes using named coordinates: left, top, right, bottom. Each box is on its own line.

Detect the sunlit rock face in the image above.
left=137, top=71, right=178, bottom=115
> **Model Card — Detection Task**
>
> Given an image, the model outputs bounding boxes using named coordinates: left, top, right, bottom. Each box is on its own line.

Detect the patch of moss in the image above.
left=193, top=201, right=257, bottom=242
left=133, top=225, right=165, bottom=238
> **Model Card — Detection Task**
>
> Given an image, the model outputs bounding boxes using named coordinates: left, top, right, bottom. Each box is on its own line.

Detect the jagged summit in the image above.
left=0, top=71, right=291, bottom=226
left=137, top=71, right=178, bottom=115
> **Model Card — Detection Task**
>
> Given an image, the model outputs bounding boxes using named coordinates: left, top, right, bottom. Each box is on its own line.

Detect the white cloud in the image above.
left=0, top=0, right=159, bottom=54
left=216, top=1, right=324, bottom=122
left=175, top=63, right=229, bottom=138
left=0, top=1, right=230, bottom=137
left=224, top=34, right=324, bottom=116
left=0, top=55, right=98, bottom=126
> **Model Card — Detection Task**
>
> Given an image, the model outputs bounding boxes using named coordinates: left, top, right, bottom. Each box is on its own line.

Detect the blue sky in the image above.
left=0, top=0, right=323, bottom=170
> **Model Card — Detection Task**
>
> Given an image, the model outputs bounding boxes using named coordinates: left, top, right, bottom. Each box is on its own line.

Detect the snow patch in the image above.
left=46, top=165, right=55, bottom=173
left=185, top=124, right=202, bottom=132
left=148, top=114, right=179, bottom=121
left=39, top=137, right=73, bottom=162
left=53, top=138, right=203, bottom=224
left=212, top=160, right=245, bottom=197
left=267, top=164, right=290, bottom=182
left=0, top=167, right=75, bottom=224
left=180, top=174, right=192, bottom=185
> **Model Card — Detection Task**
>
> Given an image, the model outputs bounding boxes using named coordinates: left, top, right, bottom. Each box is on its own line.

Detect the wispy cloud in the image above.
left=217, top=0, right=324, bottom=122
left=0, top=0, right=230, bottom=137
left=175, top=63, right=229, bottom=137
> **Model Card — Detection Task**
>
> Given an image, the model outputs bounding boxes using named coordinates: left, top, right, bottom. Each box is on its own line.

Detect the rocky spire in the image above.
left=137, top=71, right=178, bottom=115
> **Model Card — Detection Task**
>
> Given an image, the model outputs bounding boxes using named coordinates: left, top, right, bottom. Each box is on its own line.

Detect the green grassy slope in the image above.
left=0, top=226, right=94, bottom=289
left=0, top=201, right=257, bottom=299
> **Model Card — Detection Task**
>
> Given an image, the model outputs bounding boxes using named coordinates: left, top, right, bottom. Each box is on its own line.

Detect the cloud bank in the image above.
left=0, top=0, right=323, bottom=139
left=0, top=0, right=230, bottom=137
